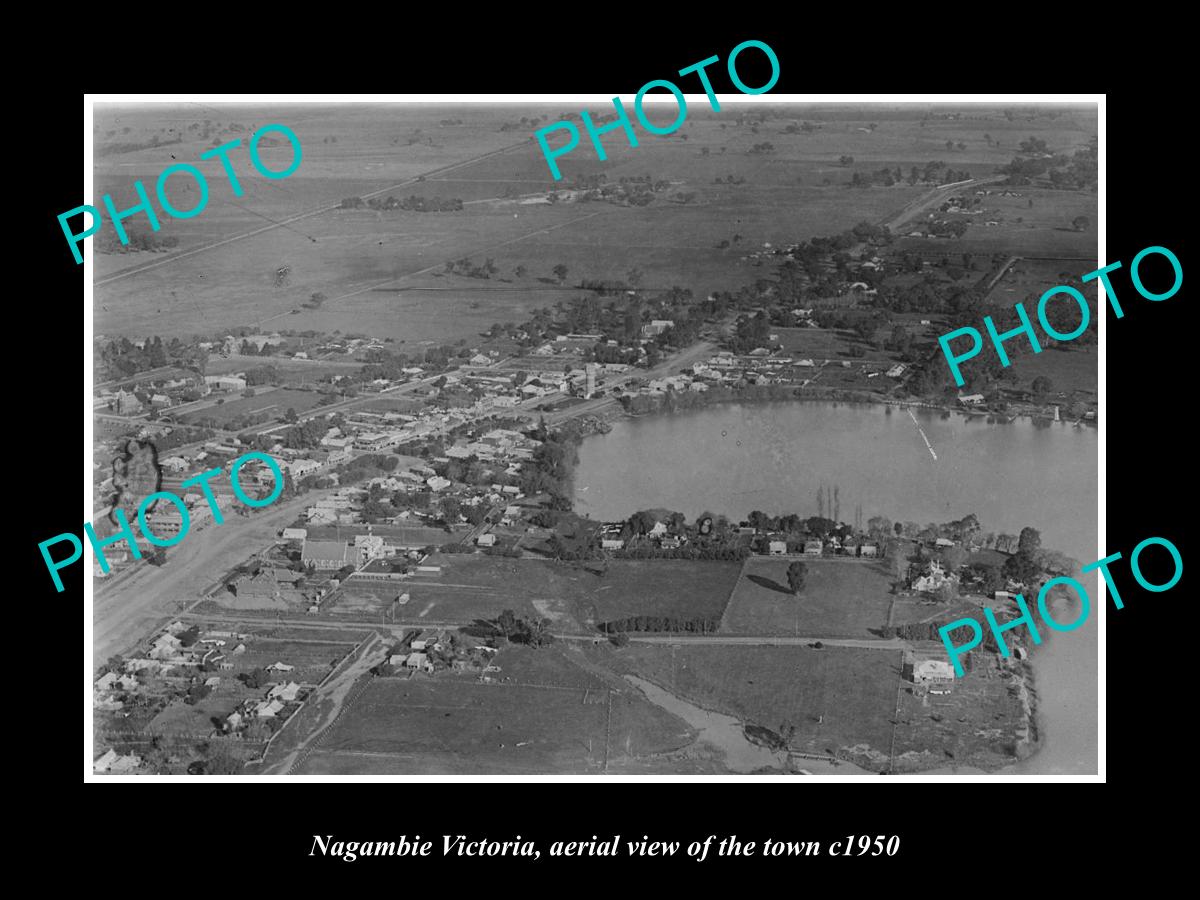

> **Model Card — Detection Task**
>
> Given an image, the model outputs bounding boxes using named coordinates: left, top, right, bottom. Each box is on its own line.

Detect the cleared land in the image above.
left=721, top=558, right=895, bottom=637
left=178, top=387, right=327, bottom=426
left=296, top=657, right=691, bottom=774
left=338, top=555, right=741, bottom=630
left=603, top=643, right=901, bottom=767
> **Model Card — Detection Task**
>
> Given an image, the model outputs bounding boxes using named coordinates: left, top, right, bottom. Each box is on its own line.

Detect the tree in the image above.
left=1017, top=527, right=1042, bottom=556
left=284, top=407, right=299, bottom=424
left=1071, top=215, right=1090, bottom=232
left=514, top=264, right=527, bottom=278
left=552, top=264, right=569, bottom=284
left=1031, top=376, right=1053, bottom=400
left=786, top=561, right=808, bottom=596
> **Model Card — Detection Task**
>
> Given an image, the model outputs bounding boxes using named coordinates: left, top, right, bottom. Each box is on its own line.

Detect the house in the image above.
left=935, top=537, right=956, bottom=548
left=94, top=749, right=142, bottom=774
left=226, top=711, right=243, bottom=730
left=117, top=675, right=138, bottom=692
left=601, top=538, right=624, bottom=550
left=476, top=533, right=497, bottom=547
left=958, top=393, right=985, bottom=406
left=768, top=541, right=787, bottom=556
left=266, top=661, right=296, bottom=674
left=149, top=632, right=182, bottom=660
left=204, top=676, right=221, bottom=688
left=860, top=543, right=878, bottom=558
left=912, top=560, right=949, bottom=592
left=885, top=364, right=907, bottom=378
left=469, top=354, right=492, bottom=366
left=268, top=681, right=302, bottom=702
left=426, top=476, right=451, bottom=492
left=804, top=540, right=823, bottom=556
left=204, top=375, right=247, bottom=392
left=110, top=389, right=142, bottom=415
left=281, top=527, right=308, bottom=541
left=913, top=659, right=956, bottom=683
left=406, top=652, right=429, bottom=670
left=255, top=699, right=286, bottom=718
left=301, top=540, right=350, bottom=570
left=96, top=672, right=120, bottom=691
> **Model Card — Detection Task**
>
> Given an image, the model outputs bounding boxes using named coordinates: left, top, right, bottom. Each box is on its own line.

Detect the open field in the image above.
left=721, top=558, right=895, bottom=637
left=178, top=387, right=327, bottom=426
left=1007, top=345, right=1097, bottom=398
left=772, top=326, right=897, bottom=362
left=295, top=670, right=690, bottom=774
left=354, top=554, right=741, bottom=629
left=95, top=104, right=1096, bottom=345
left=603, top=643, right=901, bottom=766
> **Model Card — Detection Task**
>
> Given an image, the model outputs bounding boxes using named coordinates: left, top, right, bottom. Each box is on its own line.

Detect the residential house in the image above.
left=267, top=682, right=302, bottom=702
left=768, top=541, right=787, bottom=556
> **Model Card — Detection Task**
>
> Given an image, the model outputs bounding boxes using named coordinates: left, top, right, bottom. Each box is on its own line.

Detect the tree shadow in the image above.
left=747, top=574, right=793, bottom=595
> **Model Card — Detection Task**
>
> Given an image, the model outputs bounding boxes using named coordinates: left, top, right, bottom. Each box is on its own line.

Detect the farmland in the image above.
left=721, top=558, right=895, bottom=637
left=94, top=103, right=1095, bottom=348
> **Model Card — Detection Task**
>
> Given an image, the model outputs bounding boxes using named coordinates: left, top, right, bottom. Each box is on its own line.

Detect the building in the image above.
left=110, top=390, right=142, bottom=415
left=302, top=541, right=350, bottom=570
left=476, top=533, right=497, bottom=547
left=641, top=319, right=675, bottom=338
left=803, top=540, right=823, bottom=556
left=254, top=699, right=286, bottom=718
left=584, top=363, right=598, bottom=399
left=860, top=543, right=878, bottom=558
left=601, top=538, right=624, bottom=550
left=266, top=661, right=296, bottom=674
left=958, top=393, right=985, bottom=406
left=913, top=659, right=956, bottom=683
left=94, top=749, right=142, bottom=774
left=204, top=375, right=247, bottom=392
left=267, top=681, right=302, bottom=702
left=767, top=540, right=787, bottom=556
left=281, top=527, right=308, bottom=542
left=406, top=652, right=429, bottom=669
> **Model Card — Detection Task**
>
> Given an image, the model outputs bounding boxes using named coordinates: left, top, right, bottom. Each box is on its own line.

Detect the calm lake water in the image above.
left=574, top=401, right=1099, bottom=775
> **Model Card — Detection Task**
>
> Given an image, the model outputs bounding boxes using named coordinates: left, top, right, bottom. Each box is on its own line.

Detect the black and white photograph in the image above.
left=81, top=94, right=1102, bottom=780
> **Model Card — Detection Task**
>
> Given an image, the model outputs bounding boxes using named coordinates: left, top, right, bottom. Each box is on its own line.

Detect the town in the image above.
left=90, top=101, right=1099, bottom=777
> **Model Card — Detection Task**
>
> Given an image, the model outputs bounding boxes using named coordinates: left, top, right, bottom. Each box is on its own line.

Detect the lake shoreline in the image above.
left=572, top=399, right=1097, bottom=775
left=615, top=383, right=1097, bottom=430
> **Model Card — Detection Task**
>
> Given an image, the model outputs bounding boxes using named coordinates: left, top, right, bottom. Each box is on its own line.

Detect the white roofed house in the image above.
left=266, top=661, right=296, bottom=674
left=267, top=681, right=303, bottom=702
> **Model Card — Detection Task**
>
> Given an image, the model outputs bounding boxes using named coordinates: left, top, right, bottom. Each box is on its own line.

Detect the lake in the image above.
left=573, top=401, right=1099, bottom=775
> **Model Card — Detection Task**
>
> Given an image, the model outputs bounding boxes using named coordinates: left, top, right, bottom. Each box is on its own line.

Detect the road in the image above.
left=91, top=487, right=336, bottom=662
left=616, top=634, right=911, bottom=651
left=881, top=176, right=1007, bottom=234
